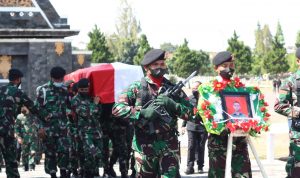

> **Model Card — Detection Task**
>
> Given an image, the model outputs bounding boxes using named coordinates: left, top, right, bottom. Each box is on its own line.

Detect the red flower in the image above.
left=264, top=102, right=269, bottom=106
left=212, top=121, right=218, bottom=129
left=253, top=86, right=259, bottom=91
left=201, top=100, right=210, bottom=110
left=254, top=125, right=262, bottom=132
left=265, top=113, right=271, bottom=117
left=260, top=107, right=266, bottom=112
left=193, top=107, right=198, bottom=115
left=264, top=126, right=269, bottom=131
left=263, top=117, right=269, bottom=121
left=259, top=94, right=265, bottom=100
left=226, top=122, right=236, bottom=132
left=213, top=80, right=226, bottom=91
left=241, top=122, right=250, bottom=132
left=204, top=110, right=213, bottom=119
left=234, top=77, right=245, bottom=88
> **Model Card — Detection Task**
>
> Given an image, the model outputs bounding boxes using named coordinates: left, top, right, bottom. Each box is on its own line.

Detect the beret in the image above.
left=141, top=49, right=165, bottom=66
left=296, top=47, right=300, bottom=59
left=50, top=66, right=66, bottom=79
left=77, top=78, right=89, bottom=88
left=8, top=68, right=23, bottom=81
left=212, top=51, right=233, bottom=66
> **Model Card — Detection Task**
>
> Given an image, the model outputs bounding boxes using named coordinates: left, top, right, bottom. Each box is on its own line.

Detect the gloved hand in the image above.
left=140, top=107, right=159, bottom=121
left=155, top=94, right=179, bottom=114
left=289, top=106, right=300, bottom=119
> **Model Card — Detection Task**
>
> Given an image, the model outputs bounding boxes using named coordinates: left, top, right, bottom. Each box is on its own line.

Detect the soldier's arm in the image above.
left=33, top=88, right=51, bottom=123
left=112, top=82, right=141, bottom=122
left=176, top=95, right=194, bottom=121
left=15, top=115, right=24, bottom=139
left=274, top=78, right=295, bottom=117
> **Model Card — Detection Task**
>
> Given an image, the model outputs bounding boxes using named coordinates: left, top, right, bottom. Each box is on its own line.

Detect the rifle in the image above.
left=143, top=71, right=197, bottom=124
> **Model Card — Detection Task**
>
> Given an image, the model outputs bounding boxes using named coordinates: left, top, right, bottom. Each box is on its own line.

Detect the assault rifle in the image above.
left=143, top=71, right=197, bottom=124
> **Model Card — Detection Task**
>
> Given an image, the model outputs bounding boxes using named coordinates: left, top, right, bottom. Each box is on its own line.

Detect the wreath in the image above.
left=197, top=77, right=270, bottom=137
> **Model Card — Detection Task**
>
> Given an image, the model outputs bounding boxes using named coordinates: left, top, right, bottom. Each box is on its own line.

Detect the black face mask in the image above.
left=220, top=68, right=235, bottom=79
left=192, top=90, right=199, bottom=98
left=79, top=92, right=89, bottom=98
left=150, top=68, right=168, bottom=78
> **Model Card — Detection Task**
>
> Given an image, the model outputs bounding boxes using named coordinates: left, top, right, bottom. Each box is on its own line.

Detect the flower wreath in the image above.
left=197, top=77, right=270, bottom=137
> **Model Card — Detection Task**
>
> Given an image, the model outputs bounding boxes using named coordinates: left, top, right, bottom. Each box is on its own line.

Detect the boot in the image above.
left=184, top=166, right=194, bottom=175
left=60, top=169, right=67, bottom=178
left=130, top=169, right=136, bottom=178
left=197, top=166, right=204, bottom=173
left=84, top=170, right=93, bottom=178
left=24, top=164, right=29, bottom=171
left=29, top=164, right=35, bottom=171
left=51, top=173, right=57, bottom=178
left=108, top=167, right=116, bottom=177
left=121, top=171, right=129, bottom=178
left=102, top=169, right=110, bottom=178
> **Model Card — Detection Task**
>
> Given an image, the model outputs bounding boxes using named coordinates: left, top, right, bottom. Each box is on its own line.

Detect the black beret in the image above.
left=50, top=66, right=66, bottom=79
left=296, top=47, right=300, bottom=59
left=8, top=68, right=23, bottom=81
left=77, top=78, right=89, bottom=88
left=141, top=49, right=165, bottom=66
left=213, top=51, right=233, bottom=66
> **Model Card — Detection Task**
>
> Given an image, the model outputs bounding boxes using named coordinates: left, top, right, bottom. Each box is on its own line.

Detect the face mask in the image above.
left=150, top=68, right=168, bottom=78
left=53, top=82, right=64, bottom=88
left=220, top=68, right=235, bottom=80
left=192, top=90, right=199, bottom=98
left=79, top=92, right=89, bottom=97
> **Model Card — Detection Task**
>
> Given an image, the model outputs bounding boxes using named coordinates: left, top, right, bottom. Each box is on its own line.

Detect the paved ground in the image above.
left=0, top=156, right=287, bottom=178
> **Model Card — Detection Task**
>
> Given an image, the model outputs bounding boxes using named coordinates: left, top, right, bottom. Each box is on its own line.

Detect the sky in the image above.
left=50, top=0, right=300, bottom=52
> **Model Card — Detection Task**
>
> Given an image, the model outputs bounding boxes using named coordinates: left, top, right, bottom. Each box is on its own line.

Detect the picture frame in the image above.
left=219, top=91, right=253, bottom=122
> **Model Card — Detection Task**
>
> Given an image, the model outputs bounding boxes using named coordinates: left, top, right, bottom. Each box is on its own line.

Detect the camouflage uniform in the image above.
left=35, top=81, right=71, bottom=175
left=112, top=77, right=193, bottom=178
left=0, top=82, right=43, bottom=178
left=274, top=69, right=300, bottom=177
left=109, top=119, right=130, bottom=175
left=71, top=94, right=103, bottom=175
left=198, top=77, right=252, bottom=178
left=15, top=113, right=39, bottom=170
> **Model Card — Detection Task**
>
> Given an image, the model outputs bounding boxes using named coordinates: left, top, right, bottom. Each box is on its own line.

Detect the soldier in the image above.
left=181, top=81, right=208, bottom=174
left=112, top=49, right=193, bottom=178
left=15, top=106, right=39, bottom=171
left=0, top=68, right=48, bottom=178
left=274, top=47, right=300, bottom=177
left=35, top=66, right=71, bottom=178
left=71, top=78, right=103, bottom=178
left=198, top=51, right=252, bottom=177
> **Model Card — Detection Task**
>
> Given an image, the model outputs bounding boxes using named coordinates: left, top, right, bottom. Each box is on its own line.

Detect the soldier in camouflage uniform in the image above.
left=71, top=78, right=103, bottom=178
left=198, top=51, right=252, bottom=178
left=109, top=118, right=130, bottom=178
left=0, top=69, right=48, bottom=178
left=274, top=47, right=300, bottom=178
left=15, top=107, right=39, bottom=171
left=112, top=49, right=193, bottom=178
left=35, top=66, right=71, bottom=178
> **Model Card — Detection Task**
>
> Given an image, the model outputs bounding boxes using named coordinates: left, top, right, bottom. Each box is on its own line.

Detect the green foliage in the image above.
left=133, top=34, right=151, bottom=65
left=168, top=75, right=178, bottom=84
left=295, top=31, right=300, bottom=48
left=227, top=31, right=252, bottom=75
left=171, top=39, right=211, bottom=78
left=160, top=42, right=178, bottom=52
left=263, top=22, right=289, bottom=74
left=106, top=0, right=141, bottom=64
left=287, top=53, right=297, bottom=72
left=87, top=25, right=112, bottom=63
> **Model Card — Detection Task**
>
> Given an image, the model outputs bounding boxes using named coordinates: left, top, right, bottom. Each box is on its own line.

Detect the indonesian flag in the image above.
left=64, top=62, right=144, bottom=103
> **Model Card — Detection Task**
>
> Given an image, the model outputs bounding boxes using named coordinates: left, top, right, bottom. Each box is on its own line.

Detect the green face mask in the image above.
left=150, top=68, right=168, bottom=78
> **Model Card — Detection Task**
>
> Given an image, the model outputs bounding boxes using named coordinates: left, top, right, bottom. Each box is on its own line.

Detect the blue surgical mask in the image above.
left=53, top=82, right=64, bottom=88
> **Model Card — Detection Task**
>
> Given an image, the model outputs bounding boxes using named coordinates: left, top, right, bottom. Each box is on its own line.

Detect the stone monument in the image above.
left=0, top=0, right=91, bottom=98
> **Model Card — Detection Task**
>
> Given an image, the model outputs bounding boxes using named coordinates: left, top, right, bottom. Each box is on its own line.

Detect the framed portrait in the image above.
left=219, top=91, right=253, bottom=122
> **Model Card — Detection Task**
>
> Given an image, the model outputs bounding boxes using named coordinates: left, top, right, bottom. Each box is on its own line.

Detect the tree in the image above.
left=227, top=31, right=252, bottom=75
left=133, top=34, right=151, bottom=65
left=87, top=25, right=112, bottom=63
left=107, top=0, right=141, bottom=63
left=171, top=39, right=211, bottom=78
left=160, top=42, right=178, bottom=52
left=263, top=22, right=289, bottom=74
left=295, top=31, right=300, bottom=48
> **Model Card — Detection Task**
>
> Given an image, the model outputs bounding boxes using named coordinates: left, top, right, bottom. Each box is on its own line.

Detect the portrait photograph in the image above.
left=220, top=91, right=253, bottom=122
